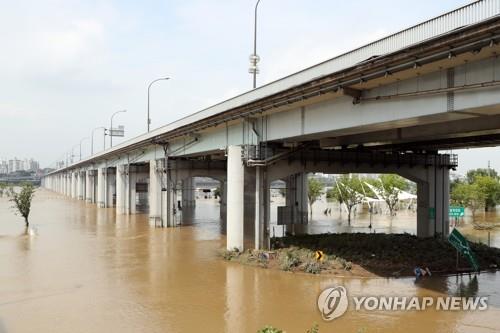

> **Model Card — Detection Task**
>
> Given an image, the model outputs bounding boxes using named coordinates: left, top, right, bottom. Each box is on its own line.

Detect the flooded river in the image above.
left=1, top=189, right=499, bottom=332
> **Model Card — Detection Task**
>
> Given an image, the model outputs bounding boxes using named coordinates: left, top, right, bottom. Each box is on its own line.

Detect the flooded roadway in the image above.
left=0, top=189, right=499, bottom=333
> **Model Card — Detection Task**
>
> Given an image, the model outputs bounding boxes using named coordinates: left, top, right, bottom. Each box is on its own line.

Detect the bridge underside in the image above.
left=43, top=147, right=455, bottom=250
left=41, top=14, right=500, bottom=250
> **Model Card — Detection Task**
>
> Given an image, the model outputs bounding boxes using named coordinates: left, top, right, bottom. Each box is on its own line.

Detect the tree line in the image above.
left=451, top=168, right=500, bottom=220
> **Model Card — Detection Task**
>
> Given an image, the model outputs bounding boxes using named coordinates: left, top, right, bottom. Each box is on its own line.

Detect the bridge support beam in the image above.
left=97, top=167, right=106, bottom=208
left=71, top=172, right=77, bottom=199
left=414, top=166, right=450, bottom=238
left=66, top=173, right=71, bottom=196
left=285, top=172, right=309, bottom=225
left=116, top=165, right=128, bottom=214
left=78, top=171, right=85, bottom=200
left=219, top=180, right=227, bottom=221
left=149, top=160, right=162, bottom=226
left=227, top=146, right=245, bottom=251
left=182, top=178, right=196, bottom=208
left=106, top=168, right=116, bottom=208
left=162, top=167, right=176, bottom=227
left=85, top=171, right=92, bottom=202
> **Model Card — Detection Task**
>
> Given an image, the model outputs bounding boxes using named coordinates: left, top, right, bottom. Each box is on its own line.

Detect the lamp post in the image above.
left=79, top=137, right=89, bottom=161
left=110, top=110, right=127, bottom=147
left=71, top=144, right=79, bottom=164
left=249, top=0, right=262, bottom=89
left=91, top=126, right=107, bottom=155
left=147, top=77, right=170, bottom=132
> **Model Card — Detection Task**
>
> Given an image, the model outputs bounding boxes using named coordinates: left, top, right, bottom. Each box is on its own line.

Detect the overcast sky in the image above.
left=0, top=0, right=497, bottom=174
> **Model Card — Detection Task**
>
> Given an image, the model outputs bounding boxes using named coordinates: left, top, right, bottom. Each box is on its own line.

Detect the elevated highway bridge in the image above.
left=43, top=0, right=500, bottom=250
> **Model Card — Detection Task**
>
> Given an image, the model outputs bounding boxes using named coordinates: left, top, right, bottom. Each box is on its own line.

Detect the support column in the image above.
left=162, top=166, right=176, bottom=227
left=124, top=165, right=131, bottom=214
left=254, top=167, right=265, bottom=249
left=220, top=180, right=227, bottom=220
left=71, top=172, right=77, bottom=199
left=149, top=160, right=162, bottom=226
left=227, top=146, right=244, bottom=251
left=414, top=164, right=450, bottom=238
left=129, top=168, right=137, bottom=214
left=182, top=177, right=196, bottom=208
left=85, top=171, right=92, bottom=202
left=77, top=171, right=84, bottom=200
left=116, top=165, right=126, bottom=214
left=106, top=169, right=116, bottom=207
left=285, top=173, right=308, bottom=225
left=97, top=167, right=105, bottom=208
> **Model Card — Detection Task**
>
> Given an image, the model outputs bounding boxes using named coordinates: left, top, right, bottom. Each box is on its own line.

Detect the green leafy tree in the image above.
left=326, top=182, right=344, bottom=215
left=0, top=182, right=7, bottom=197
left=327, top=175, right=364, bottom=224
left=451, top=182, right=485, bottom=220
left=375, top=174, right=408, bottom=216
left=466, top=168, right=498, bottom=183
left=474, top=175, right=500, bottom=211
left=308, top=177, right=324, bottom=218
left=10, top=184, right=35, bottom=227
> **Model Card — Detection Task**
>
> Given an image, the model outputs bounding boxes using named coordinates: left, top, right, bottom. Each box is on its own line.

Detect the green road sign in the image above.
left=429, top=207, right=465, bottom=218
left=448, top=228, right=480, bottom=271
left=429, top=207, right=435, bottom=219
left=449, top=206, right=465, bottom=217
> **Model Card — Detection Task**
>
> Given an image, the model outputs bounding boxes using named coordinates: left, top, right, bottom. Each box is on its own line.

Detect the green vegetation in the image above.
left=272, top=233, right=500, bottom=276
left=0, top=182, right=7, bottom=197
left=451, top=168, right=500, bottom=219
left=307, top=178, right=323, bottom=218
left=370, top=174, right=408, bottom=217
left=221, top=246, right=353, bottom=275
left=327, top=175, right=364, bottom=224
left=9, top=183, right=35, bottom=227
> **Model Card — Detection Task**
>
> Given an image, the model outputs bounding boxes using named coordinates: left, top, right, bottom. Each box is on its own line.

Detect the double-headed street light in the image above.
left=110, top=110, right=127, bottom=147
left=91, top=126, right=107, bottom=155
left=147, top=77, right=170, bottom=132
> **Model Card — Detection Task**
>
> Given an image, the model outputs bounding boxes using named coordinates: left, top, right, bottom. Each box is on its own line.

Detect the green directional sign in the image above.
left=449, top=206, right=465, bottom=217
left=448, top=228, right=480, bottom=271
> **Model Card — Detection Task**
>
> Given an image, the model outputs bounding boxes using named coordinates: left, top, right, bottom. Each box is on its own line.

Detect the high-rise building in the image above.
left=3, top=157, right=40, bottom=173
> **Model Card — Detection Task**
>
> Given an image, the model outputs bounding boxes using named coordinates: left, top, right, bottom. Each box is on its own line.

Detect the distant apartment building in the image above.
left=0, top=160, right=8, bottom=174
left=1, top=157, right=40, bottom=173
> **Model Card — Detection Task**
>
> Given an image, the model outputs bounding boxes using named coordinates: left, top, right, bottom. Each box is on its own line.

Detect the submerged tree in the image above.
left=374, top=174, right=408, bottom=217
left=327, top=175, right=364, bottom=224
left=308, top=177, right=324, bottom=218
left=451, top=182, right=485, bottom=221
left=10, top=183, right=35, bottom=227
left=473, top=175, right=500, bottom=211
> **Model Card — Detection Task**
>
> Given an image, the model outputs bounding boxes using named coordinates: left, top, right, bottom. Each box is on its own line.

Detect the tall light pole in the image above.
left=110, top=110, right=127, bottom=147
left=147, top=77, right=170, bottom=132
left=249, top=0, right=262, bottom=89
left=71, top=144, right=79, bottom=164
left=91, top=126, right=107, bottom=155
left=79, top=137, right=89, bottom=161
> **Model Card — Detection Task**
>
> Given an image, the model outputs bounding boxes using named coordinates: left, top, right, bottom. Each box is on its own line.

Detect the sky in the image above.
left=0, top=0, right=498, bottom=174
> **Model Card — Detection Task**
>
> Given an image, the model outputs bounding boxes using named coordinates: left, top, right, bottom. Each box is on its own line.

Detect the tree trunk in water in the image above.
left=24, top=217, right=29, bottom=228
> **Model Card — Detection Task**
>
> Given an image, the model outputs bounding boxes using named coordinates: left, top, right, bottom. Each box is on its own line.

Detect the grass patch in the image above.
left=272, top=233, right=500, bottom=276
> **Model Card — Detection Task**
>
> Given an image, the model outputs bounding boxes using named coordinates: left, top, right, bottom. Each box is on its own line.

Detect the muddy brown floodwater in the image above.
left=0, top=189, right=499, bottom=332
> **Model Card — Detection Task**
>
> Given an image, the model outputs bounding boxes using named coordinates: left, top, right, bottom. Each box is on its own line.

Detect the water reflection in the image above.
left=0, top=190, right=499, bottom=332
